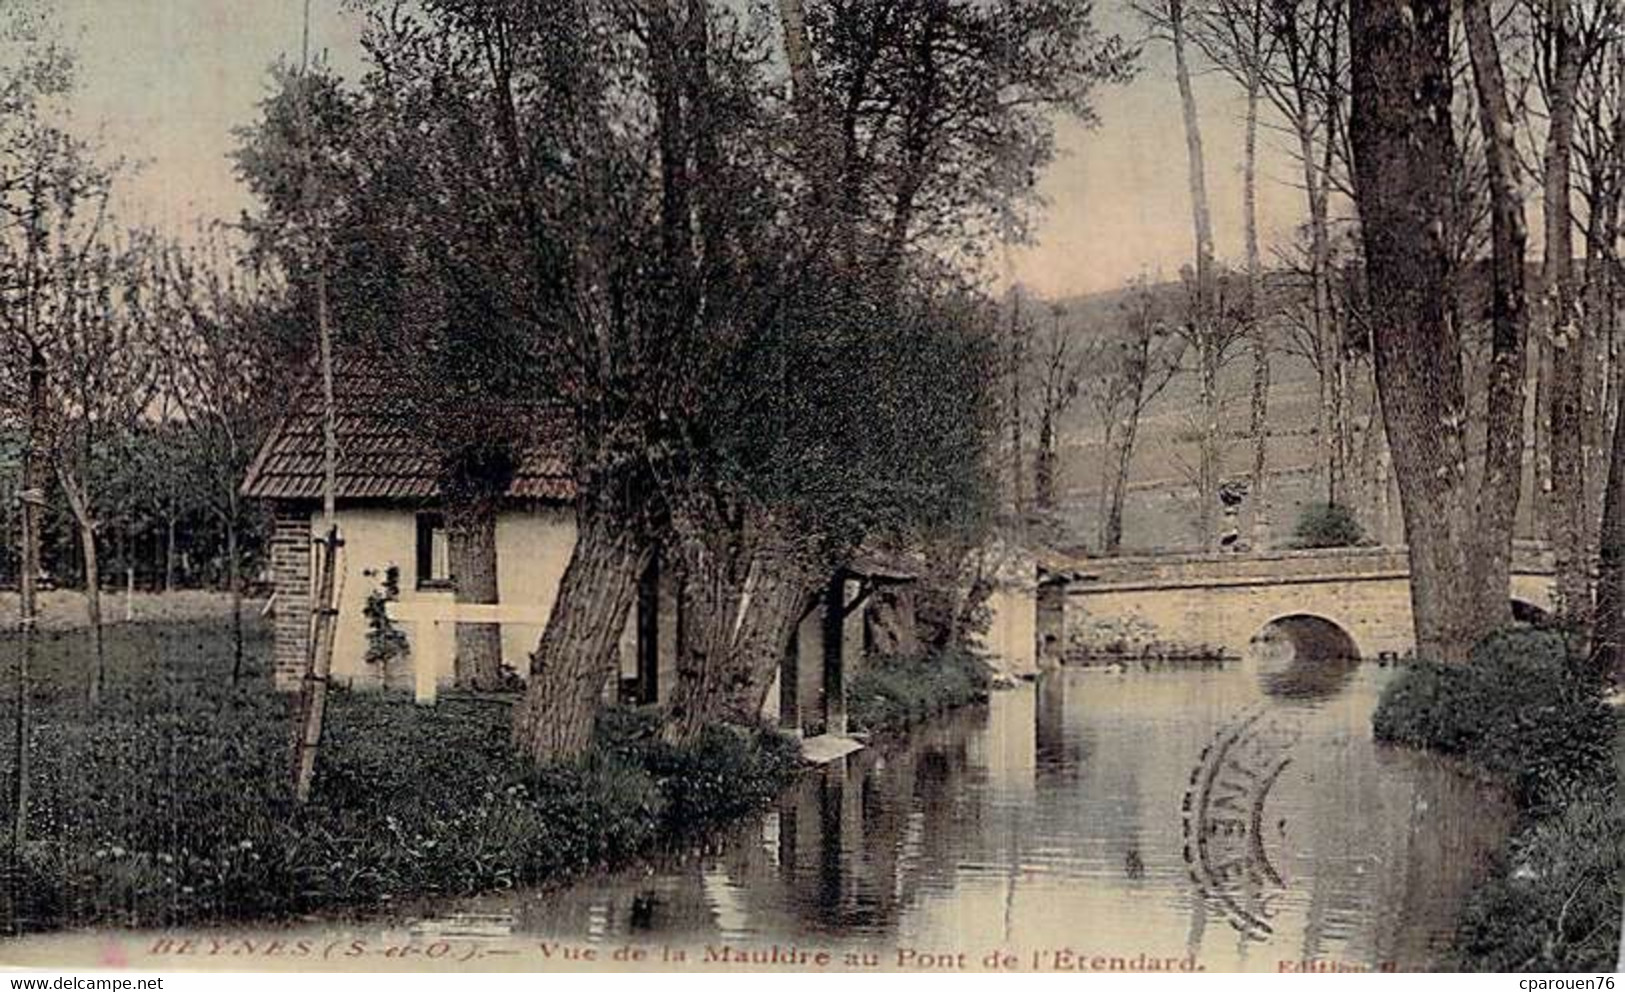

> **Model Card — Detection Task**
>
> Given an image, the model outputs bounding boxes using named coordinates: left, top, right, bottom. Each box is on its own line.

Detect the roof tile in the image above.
left=241, top=354, right=576, bottom=503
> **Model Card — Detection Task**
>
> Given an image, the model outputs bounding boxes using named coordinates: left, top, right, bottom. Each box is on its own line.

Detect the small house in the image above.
left=241, top=360, right=913, bottom=737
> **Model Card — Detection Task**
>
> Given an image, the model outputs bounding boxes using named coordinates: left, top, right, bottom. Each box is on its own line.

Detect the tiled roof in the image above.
left=241, top=354, right=575, bottom=503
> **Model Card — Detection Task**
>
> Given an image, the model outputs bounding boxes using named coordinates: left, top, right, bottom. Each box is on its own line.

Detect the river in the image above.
left=394, top=654, right=1513, bottom=972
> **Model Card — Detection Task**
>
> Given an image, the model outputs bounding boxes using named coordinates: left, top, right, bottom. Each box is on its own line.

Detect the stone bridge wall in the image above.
left=1041, top=543, right=1555, bottom=663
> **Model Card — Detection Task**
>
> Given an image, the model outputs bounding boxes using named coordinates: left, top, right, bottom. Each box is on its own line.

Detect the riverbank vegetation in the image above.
left=847, top=646, right=992, bottom=736
left=1372, top=630, right=1621, bottom=971
left=0, top=621, right=799, bottom=934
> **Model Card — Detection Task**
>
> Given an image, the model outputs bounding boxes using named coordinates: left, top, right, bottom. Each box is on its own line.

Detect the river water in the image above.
left=397, top=656, right=1512, bottom=972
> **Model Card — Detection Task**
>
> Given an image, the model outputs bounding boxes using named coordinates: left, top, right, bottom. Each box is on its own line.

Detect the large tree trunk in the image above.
left=1351, top=0, right=1508, bottom=662
left=512, top=514, right=648, bottom=764
left=1591, top=357, right=1625, bottom=680
left=662, top=524, right=814, bottom=744
left=1589, top=55, right=1625, bottom=682
left=1544, top=0, right=1589, bottom=628
left=1461, top=0, right=1529, bottom=624
left=449, top=498, right=504, bottom=691
left=725, top=557, right=814, bottom=724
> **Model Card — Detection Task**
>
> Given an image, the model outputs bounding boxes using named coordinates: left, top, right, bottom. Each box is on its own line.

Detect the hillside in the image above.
left=1033, top=279, right=1539, bottom=554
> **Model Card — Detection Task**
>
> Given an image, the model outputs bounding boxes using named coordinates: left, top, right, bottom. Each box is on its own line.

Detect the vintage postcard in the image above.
left=0, top=0, right=1621, bottom=978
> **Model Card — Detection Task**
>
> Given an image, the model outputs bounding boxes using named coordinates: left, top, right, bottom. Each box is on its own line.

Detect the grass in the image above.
left=1372, top=629, right=1621, bottom=971
left=0, top=590, right=263, bottom=632
left=0, top=618, right=801, bottom=934
left=846, top=644, right=992, bottom=736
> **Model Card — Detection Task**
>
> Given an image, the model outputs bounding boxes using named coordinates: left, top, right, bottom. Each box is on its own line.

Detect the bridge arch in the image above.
left=1250, top=613, right=1362, bottom=701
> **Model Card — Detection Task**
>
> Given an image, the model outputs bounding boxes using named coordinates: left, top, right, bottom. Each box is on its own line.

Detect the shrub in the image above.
left=1372, top=628, right=1621, bottom=972
left=1289, top=502, right=1365, bottom=549
left=0, top=621, right=803, bottom=935
left=362, top=566, right=409, bottom=669
left=1372, top=629, right=1616, bottom=809
left=848, top=645, right=991, bottom=735
left=1449, top=792, right=1623, bottom=971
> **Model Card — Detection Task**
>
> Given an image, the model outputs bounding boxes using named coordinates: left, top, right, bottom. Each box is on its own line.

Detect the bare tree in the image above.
left=48, top=233, right=158, bottom=706
left=1087, top=281, right=1184, bottom=554
left=1141, top=0, right=1224, bottom=546
left=1182, top=0, right=1275, bottom=545
left=0, top=99, right=150, bottom=706
left=1031, top=301, right=1083, bottom=513
left=150, top=237, right=279, bottom=682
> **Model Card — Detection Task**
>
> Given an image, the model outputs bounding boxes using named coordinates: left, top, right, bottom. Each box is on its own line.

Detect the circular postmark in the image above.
left=1181, top=703, right=1301, bottom=941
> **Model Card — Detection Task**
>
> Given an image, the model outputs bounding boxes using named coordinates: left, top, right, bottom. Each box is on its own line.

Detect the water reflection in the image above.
left=1251, top=615, right=1362, bottom=701
left=394, top=661, right=1511, bottom=971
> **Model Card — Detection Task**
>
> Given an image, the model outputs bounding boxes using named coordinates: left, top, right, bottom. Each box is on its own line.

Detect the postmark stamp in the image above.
left=1181, top=704, right=1302, bottom=941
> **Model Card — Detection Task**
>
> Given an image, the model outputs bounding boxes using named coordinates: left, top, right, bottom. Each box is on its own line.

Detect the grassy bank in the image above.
left=0, top=620, right=800, bottom=934
left=1372, top=630, right=1621, bottom=971
left=847, top=645, right=992, bottom=736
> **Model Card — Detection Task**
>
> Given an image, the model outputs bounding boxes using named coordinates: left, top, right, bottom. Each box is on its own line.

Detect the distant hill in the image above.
left=1026, top=273, right=1540, bottom=554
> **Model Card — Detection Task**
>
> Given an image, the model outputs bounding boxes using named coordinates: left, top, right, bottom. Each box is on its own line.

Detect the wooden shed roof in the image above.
left=241, top=355, right=575, bottom=504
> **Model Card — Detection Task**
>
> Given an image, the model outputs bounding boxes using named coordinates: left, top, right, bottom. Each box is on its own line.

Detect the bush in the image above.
left=1372, top=629, right=1616, bottom=809
left=847, top=645, right=991, bottom=735
left=1289, top=502, right=1366, bottom=549
left=1450, top=791, right=1623, bottom=971
left=0, top=623, right=803, bottom=935
left=1372, top=628, right=1621, bottom=972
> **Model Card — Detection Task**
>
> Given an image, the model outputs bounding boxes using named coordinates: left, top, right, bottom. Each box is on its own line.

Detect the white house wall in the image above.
left=495, top=506, right=578, bottom=673
left=317, top=504, right=577, bottom=689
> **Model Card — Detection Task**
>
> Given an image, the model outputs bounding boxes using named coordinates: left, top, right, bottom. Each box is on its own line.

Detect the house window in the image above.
left=416, top=513, right=453, bottom=590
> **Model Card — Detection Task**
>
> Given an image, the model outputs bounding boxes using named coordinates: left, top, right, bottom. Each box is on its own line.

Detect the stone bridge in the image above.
left=1037, top=542, right=1555, bottom=665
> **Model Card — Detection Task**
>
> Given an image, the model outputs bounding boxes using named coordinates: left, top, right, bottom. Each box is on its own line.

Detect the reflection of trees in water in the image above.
left=757, top=707, right=987, bottom=935
left=444, top=668, right=1511, bottom=971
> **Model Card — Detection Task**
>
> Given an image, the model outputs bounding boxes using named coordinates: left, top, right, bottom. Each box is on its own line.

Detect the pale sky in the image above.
left=53, top=0, right=1323, bottom=298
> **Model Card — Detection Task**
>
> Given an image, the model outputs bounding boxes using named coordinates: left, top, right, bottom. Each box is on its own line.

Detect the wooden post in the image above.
left=822, top=574, right=846, bottom=736
left=292, top=528, right=342, bottom=803
left=414, top=617, right=440, bottom=706
left=780, top=626, right=800, bottom=733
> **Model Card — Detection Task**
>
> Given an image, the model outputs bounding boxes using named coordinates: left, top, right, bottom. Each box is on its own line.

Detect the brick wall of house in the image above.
left=270, top=503, right=313, bottom=691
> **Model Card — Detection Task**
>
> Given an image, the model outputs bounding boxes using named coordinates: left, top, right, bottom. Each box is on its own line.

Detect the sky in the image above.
left=52, top=0, right=1321, bottom=299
